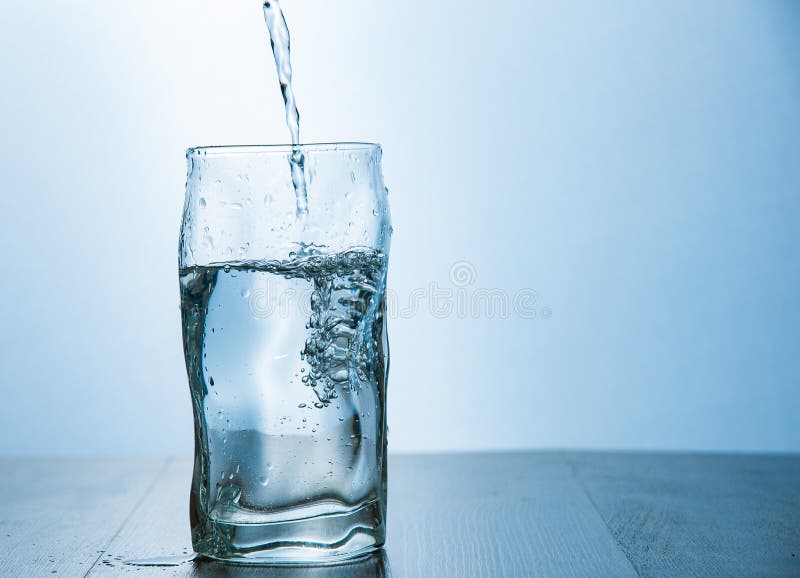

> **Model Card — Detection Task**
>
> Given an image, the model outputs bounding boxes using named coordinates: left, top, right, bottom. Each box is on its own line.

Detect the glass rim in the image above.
left=187, top=142, right=381, bottom=157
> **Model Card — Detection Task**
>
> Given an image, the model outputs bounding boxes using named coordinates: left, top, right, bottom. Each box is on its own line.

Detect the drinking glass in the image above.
left=179, top=143, right=391, bottom=564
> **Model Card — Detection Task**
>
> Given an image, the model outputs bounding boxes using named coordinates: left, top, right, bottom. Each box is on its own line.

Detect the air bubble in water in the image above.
left=179, top=248, right=388, bottom=536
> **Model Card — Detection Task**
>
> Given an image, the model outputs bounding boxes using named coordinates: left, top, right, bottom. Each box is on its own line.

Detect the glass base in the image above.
left=192, top=499, right=385, bottom=565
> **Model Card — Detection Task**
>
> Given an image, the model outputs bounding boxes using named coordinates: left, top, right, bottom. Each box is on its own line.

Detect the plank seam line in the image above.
left=561, top=451, right=642, bottom=578
left=83, top=457, right=173, bottom=577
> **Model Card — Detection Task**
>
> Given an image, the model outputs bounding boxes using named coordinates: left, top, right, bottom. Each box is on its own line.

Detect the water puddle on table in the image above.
left=123, top=554, right=197, bottom=567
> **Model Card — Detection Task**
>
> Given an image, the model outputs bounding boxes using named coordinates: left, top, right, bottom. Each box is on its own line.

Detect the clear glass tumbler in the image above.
left=179, top=143, right=391, bottom=564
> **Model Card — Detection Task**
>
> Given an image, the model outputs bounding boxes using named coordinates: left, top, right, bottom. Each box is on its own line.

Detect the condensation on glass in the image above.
left=179, top=143, right=391, bottom=564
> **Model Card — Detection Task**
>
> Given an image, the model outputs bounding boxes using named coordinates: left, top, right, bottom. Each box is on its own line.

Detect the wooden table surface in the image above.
left=1, top=452, right=798, bottom=577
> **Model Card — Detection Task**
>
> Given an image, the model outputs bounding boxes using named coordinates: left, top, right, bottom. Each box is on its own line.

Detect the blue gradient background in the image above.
left=0, top=0, right=798, bottom=456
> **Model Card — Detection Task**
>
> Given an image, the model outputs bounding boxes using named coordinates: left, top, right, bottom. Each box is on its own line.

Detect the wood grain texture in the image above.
left=86, top=453, right=636, bottom=578
left=6, top=452, right=799, bottom=577
left=566, top=452, right=800, bottom=577
left=0, top=457, right=167, bottom=578
left=387, top=452, right=637, bottom=578
left=86, top=458, right=192, bottom=576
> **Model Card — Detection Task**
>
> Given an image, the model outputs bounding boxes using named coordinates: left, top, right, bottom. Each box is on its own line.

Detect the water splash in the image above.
left=263, top=0, right=308, bottom=217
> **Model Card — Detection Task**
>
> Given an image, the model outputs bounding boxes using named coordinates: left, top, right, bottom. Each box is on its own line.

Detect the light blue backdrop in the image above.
left=0, top=0, right=797, bottom=455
